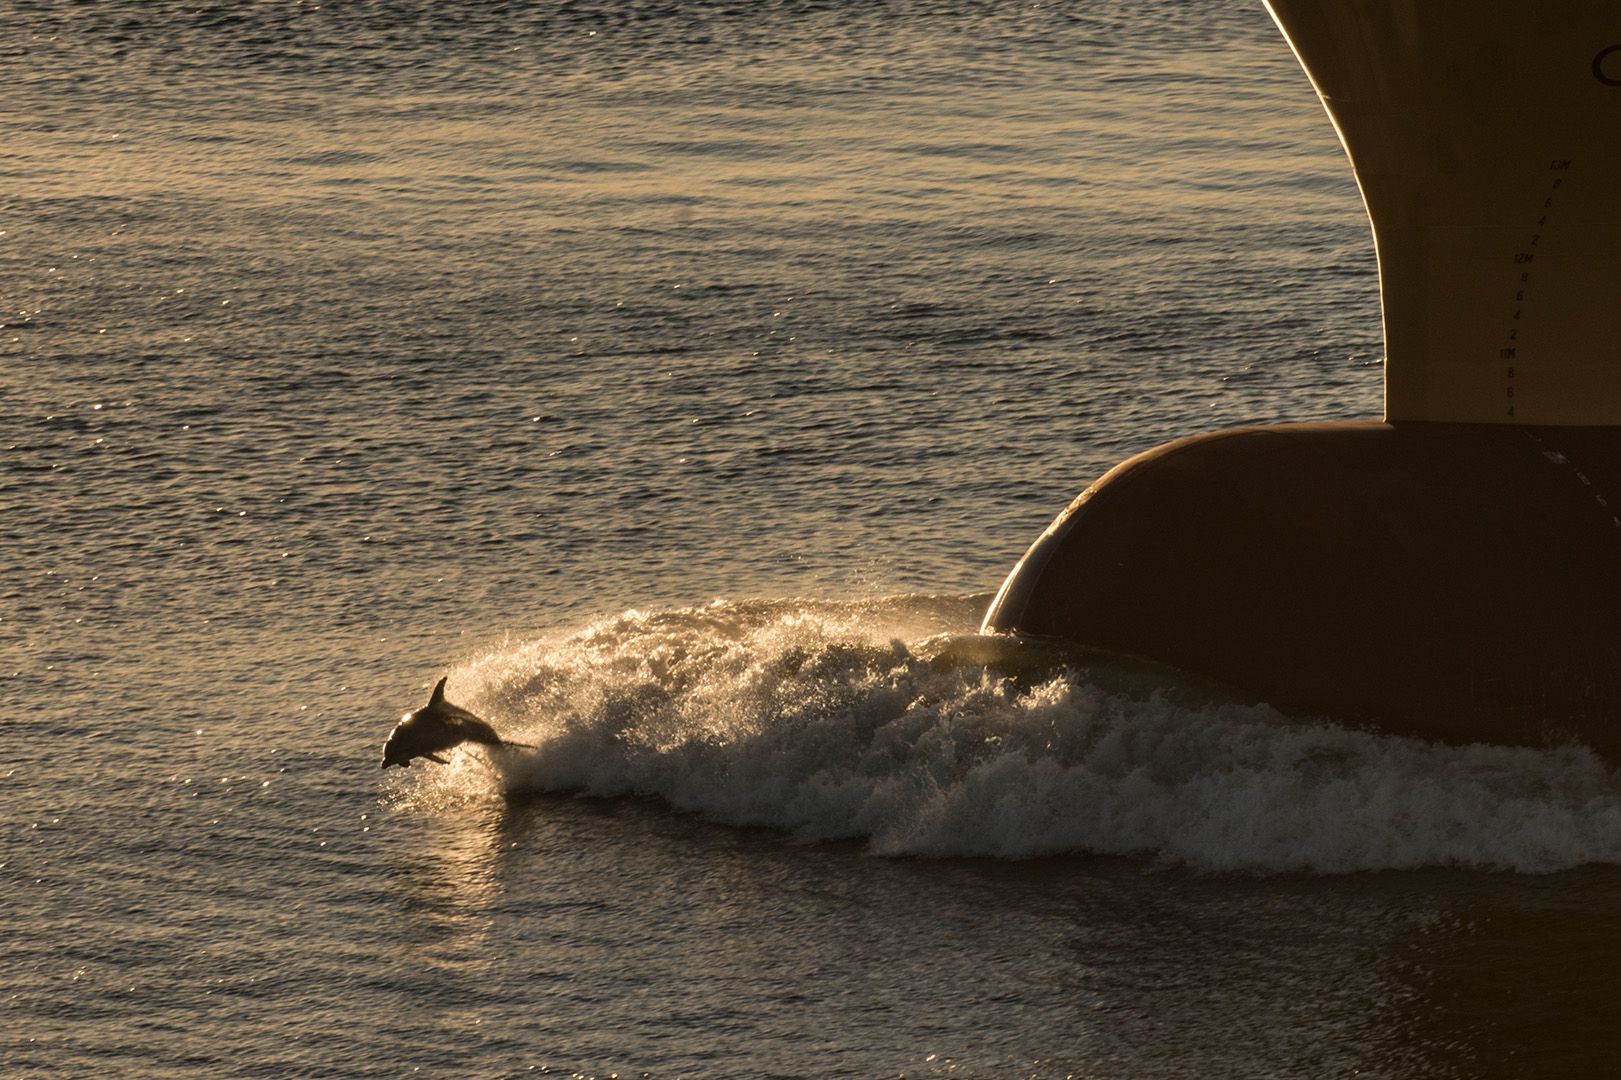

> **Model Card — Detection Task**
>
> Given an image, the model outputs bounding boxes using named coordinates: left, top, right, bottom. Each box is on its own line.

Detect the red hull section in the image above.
left=982, top=422, right=1621, bottom=756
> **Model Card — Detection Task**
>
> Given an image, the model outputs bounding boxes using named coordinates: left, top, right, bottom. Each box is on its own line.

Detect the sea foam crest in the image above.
left=420, top=596, right=1621, bottom=874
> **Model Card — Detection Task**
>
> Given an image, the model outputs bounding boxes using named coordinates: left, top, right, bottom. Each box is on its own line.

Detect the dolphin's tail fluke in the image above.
left=460, top=726, right=535, bottom=752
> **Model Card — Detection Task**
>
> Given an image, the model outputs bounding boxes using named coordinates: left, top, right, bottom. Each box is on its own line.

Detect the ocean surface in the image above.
left=9, top=1, right=1621, bottom=1077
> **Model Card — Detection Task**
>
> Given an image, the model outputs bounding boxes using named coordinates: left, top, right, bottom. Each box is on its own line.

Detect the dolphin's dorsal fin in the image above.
left=429, top=676, right=448, bottom=706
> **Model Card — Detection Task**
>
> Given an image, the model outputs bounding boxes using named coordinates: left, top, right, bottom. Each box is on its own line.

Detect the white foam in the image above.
left=411, top=596, right=1621, bottom=875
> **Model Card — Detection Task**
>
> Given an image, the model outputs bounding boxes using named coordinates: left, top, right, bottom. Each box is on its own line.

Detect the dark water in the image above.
left=8, top=2, right=1621, bottom=1077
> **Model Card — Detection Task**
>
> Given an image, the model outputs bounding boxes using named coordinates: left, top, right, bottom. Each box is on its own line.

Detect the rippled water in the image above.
left=8, top=2, right=1621, bottom=1077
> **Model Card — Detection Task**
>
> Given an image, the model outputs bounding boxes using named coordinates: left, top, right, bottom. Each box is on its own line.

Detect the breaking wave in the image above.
left=402, top=595, right=1621, bottom=875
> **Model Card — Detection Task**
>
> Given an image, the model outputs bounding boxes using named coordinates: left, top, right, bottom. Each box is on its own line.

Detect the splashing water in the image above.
left=392, top=596, right=1621, bottom=875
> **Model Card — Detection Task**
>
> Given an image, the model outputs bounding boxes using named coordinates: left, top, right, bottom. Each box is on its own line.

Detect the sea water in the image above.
left=8, top=2, right=1621, bottom=1077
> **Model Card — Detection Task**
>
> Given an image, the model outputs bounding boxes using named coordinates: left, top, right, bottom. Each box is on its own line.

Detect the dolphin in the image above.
left=381, top=676, right=532, bottom=768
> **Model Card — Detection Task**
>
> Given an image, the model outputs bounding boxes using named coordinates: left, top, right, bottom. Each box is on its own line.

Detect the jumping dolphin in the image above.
left=380, top=677, right=532, bottom=768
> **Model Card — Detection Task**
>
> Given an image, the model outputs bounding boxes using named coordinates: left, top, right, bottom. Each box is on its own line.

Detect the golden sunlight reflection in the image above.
left=387, top=777, right=509, bottom=953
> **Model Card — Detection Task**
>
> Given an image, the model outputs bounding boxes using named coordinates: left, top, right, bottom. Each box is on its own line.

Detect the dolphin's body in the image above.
left=381, top=677, right=530, bottom=768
